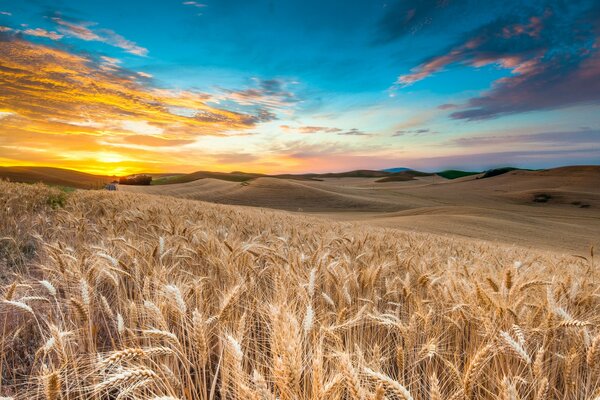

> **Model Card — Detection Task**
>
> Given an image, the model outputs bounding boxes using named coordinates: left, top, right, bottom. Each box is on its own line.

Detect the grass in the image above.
left=0, top=180, right=598, bottom=399
left=479, top=167, right=536, bottom=179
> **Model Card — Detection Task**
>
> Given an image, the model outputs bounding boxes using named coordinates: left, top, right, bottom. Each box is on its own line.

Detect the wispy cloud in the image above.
left=393, top=128, right=435, bottom=137
left=393, top=1, right=600, bottom=120
left=52, top=16, right=148, bottom=56
left=0, top=25, right=63, bottom=40
left=214, top=152, right=259, bottom=164
left=183, top=1, right=207, bottom=14
left=302, top=126, right=341, bottom=134
left=280, top=125, right=342, bottom=134
left=377, top=0, right=475, bottom=42
left=218, top=78, right=299, bottom=109
left=23, top=28, right=63, bottom=40
left=279, top=125, right=370, bottom=136
left=394, top=148, right=600, bottom=172
left=395, top=9, right=554, bottom=87
left=337, top=128, right=372, bottom=136
left=448, top=129, right=600, bottom=148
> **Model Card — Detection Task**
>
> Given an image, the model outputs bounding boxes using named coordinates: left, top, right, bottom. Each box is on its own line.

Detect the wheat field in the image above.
left=0, top=181, right=598, bottom=400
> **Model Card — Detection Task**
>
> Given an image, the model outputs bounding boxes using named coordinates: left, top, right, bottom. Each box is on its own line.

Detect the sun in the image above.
left=95, top=151, right=127, bottom=164
left=75, top=152, right=143, bottom=176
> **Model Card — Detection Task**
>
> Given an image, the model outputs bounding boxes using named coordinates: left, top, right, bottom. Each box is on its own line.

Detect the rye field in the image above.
left=0, top=181, right=598, bottom=400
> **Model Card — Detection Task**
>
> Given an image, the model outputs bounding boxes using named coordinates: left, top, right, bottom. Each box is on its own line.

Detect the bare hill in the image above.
left=123, top=177, right=395, bottom=211
left=122, top=166, right=600, bottom=252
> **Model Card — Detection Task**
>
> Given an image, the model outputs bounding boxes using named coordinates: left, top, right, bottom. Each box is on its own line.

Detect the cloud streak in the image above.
left=393, top=128, right=434, bottom=137
left=337, top=128, right=372, bottom=136
left=0, top=26, right=63, bottom=40
left=449, top=129, right=600, bottom=148
left=279, top=125, right=370, bottom=136
left=52, top=16, right=149, bottom=56
left=395, top=0, right=600, bottom=120
left=218, top=78, right=299, bottom=110
left=23, top=28, right=63, bottom=40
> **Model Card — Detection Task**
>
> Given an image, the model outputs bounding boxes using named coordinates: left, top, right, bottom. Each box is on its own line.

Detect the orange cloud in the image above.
left=0, top=37, right=275, bottom=175
left=22, top=28, right=63, bottom=40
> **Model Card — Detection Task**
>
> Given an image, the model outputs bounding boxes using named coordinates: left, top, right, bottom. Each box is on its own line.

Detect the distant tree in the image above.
left=119, top=175, right=152, bottom=185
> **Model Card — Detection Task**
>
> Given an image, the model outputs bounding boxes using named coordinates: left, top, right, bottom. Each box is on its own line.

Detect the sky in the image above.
left=0, top=0, right=599, bottom=175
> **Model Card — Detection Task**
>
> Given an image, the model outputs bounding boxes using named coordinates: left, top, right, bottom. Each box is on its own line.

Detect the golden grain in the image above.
left=0, top=181, right=598, bottom=399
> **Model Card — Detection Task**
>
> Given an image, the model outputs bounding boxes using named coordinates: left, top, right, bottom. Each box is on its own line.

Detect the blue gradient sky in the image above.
left=0, top=0, right=599, bottom=174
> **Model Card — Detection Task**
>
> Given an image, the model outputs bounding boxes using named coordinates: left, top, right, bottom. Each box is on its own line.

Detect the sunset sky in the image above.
left=1, top=0, right=599, bottom=175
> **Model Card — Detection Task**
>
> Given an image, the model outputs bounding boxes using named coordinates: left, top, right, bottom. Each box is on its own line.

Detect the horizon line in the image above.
left=1, top=163, right=598, bottom=177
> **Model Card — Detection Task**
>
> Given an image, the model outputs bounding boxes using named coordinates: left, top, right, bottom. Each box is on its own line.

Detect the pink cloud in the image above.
left=396, top=51, right=461, bottom=86
left=53, top=17, right=99, bottom=40
left=23, top=28, right=63, bottom=40
left=395, top=11, right=553, bottom=87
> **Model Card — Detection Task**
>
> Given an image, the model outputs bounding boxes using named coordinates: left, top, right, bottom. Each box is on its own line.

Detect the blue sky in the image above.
left=0, top=0, right=599, bottom=174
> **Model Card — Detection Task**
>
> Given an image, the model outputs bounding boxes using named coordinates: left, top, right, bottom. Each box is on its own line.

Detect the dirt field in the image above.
left=121, top=166, right=600, bottom=253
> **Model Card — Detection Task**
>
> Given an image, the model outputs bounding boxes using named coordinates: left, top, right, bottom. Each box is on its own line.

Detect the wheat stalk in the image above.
left=94, top=367, right=157, bottom=393
left=363, top=367, right=413, bottom=400
left=500, top=331, right=531, bottom=364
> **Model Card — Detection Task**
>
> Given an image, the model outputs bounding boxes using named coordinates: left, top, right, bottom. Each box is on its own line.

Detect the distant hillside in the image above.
left=375, top=170, right=432, bottom=182
left=1, top=165, right=581, bottom=190
left=152, top=171, right=264, bottom=185
left=381, top=167, right=411, bottom=173
left=313, top=170, right=391, bottom=178
left=479, top=167, right=526, bottom=179
left=273, top=170, right=391, bottom=181
left=437, top=170, right=480, bottom=180
left=0, top=166, right=114, bottom=189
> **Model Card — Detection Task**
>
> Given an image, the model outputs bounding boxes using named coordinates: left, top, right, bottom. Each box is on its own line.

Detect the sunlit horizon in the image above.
left=1, top=0, right=599, bottom=175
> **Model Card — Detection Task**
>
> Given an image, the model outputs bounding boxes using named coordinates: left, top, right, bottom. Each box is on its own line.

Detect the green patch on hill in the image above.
left=375, top=170, right=432, bottom=182
left=437, top=170, right=480, bottom=180
left=479, top=167, right=522, bottom=179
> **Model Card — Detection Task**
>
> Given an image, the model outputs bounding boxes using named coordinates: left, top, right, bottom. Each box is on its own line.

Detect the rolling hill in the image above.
left=381, top=167, right=411, bottom=173
left=375, top=170, right=433, bottom=182
left=151, top=170, right=263, bottom=185
left=121, top=165, right=600, bottom=252
left=0, top=166, right=115, bottom=189
left=122, top=176, right=395, bottom=212
left=3, top=164, right=599, bottom=252
left=151, top=168, right=430, bottom=184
